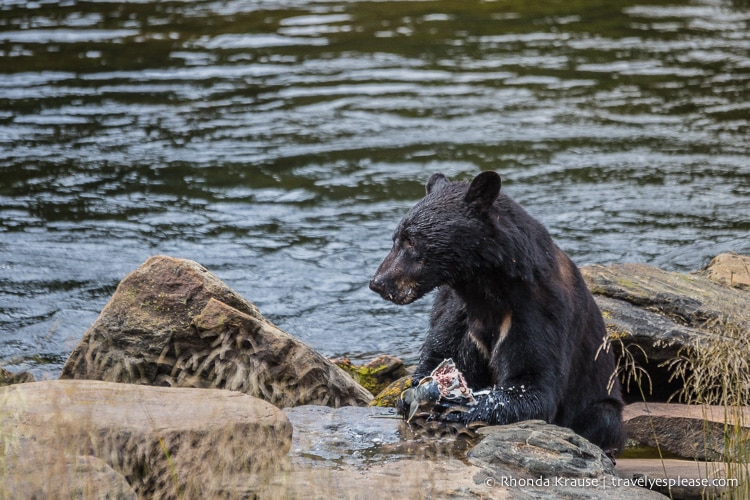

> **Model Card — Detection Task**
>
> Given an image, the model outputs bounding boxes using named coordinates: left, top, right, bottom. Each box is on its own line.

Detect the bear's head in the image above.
left=369, top=171, right=502, bottom=305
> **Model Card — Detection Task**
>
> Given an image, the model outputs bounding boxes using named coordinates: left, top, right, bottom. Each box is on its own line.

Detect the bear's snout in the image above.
left=370, top=242, right=431, bottom=305
left=370, top=275, right=400, bottom=304
left=369, top=273, right=399, bottom=303
left=369, top=271, right=418, bottom=305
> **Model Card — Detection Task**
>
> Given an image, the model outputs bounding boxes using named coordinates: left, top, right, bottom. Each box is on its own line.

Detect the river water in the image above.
left=1, top=0, right=748, bottom=380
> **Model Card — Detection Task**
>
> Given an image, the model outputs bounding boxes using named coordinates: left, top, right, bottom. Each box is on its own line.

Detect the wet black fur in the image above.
left=370, top=171, right=626, bottom=456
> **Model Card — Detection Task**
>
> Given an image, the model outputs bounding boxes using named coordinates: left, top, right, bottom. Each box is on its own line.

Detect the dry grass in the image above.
left=598, top=296, right=750, bottom=499
left=598, top=334, right=653, bottom=399
left=664, top=304, right=750, bottom=499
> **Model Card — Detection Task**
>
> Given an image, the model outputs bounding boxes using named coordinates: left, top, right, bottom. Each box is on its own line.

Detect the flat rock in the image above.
left=261, top=458, right=495, bottom=499
left=0, top=380, right=292, bottom=498
left=61, top=255, right=372, bottom=408
left=284, top=405, right=403, bottom=465
left=624, top=403, right=750, bottom=461
left=280, top=409, right=664, bottom=499
left=617, top=459, right=734, bottom=500
left=283, top=405, right=478, bottom=467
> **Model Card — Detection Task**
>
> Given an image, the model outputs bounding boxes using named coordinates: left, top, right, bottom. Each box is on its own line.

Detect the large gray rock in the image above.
left=468, top=420, right=616, bottom=479
left=61, top=255, right=372, bottom=408
left=624, top=403, right=750, bottom=461
left=468, top=421, right=667, bottom=499
left=0, top=380, right=291, bottom=498
left=582, top=262, right=748, bottom=332
left=581, top=260, right=750, bottom=402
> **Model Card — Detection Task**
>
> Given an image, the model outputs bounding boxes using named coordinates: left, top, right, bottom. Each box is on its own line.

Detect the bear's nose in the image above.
left=369, top=276, right=385, bottom=295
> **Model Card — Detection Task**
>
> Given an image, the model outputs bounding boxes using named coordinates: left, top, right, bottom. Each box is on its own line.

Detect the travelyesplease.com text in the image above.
left=485, top=475, right=738, bottom=490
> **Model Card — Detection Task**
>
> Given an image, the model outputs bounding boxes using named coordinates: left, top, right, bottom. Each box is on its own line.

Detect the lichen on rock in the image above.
left=331, top=354, right=407, bottom=396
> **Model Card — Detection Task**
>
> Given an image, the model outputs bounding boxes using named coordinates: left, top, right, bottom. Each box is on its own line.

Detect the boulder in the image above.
left=468, top=420, right=615, bottom=479
left=623, top=403, right=750, bottom=461
left=582, top=262, right=748, bottom=329
left=581, top=260, right=750, bottom=402
left=61, top=255, right=372, bottom=408
left=698, top=253, right=750, bottom=290
left=467, top=421, right=667, bottom=498
left=0, top=380, right=291, bottom=498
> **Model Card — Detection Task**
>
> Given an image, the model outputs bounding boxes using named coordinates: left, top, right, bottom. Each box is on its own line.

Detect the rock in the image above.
left=617, top=459, right=733, bottom=500
left=272, top=405, right=491, bottom=498
left=61, top=255, right=372, bottom=408
left=698, top=253, right=750, bottom=290
left=0, top=365, right=34, bottom=386
left=283, top=405, right=478, bottom=466
left=623, top=403, right=750, bottom=461
left=278, top=408, right=664, bottom=499
left=370, top=374, right=413, bottom=407
left=0, top=380, right=291, bottom=498
left=284, top=405, right=404, bottom=465
left=581, top=261, right=750, bottom=402
left=468, top=420, right=616, bottom=479
left=3, top=451, right=136, bottom=499
left=468, top=421, right=667, bottom=499
left=261, top=457, right=495, bottom=499
left=331, top=354, right=407, bottom=396
left=582, top=262, right=748, bottom=328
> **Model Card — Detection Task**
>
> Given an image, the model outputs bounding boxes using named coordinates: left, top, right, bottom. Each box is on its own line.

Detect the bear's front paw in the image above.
left=431, top=396, right=474, bottom=423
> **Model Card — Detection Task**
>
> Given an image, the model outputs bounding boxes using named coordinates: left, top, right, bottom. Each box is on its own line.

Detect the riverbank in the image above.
left=2, top=253, right=749, bottom=498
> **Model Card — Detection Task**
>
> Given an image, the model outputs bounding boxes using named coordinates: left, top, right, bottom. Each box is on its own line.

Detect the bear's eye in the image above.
left=401, top=235, right=414, bottom=250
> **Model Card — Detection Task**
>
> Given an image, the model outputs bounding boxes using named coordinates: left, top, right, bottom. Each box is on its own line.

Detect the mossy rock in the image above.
left=332, top=355, right=406, bottom=396
left=369, top=375, right=413, bottom=407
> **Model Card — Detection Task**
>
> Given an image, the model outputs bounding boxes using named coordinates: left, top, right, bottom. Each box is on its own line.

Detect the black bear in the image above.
left=369, top=171, right=625, bottom=458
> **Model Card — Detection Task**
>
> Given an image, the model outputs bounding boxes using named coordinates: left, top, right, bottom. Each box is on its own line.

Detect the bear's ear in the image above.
left=426, top=173, right=449, bottom=195
left=464, top=171, right=502, bottom=210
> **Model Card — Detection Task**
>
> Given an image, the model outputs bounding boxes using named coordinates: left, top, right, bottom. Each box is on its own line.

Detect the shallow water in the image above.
left=1, top=0, right=748, bottom=379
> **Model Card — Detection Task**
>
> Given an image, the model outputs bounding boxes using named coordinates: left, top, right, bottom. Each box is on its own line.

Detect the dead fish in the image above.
left=400, top=358, right=476, bottom=422
left=400, top=376, right=441, bottom=422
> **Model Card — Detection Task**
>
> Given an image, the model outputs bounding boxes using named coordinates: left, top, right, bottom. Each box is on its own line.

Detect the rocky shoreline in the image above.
left=2, top=253, right=749, bottom=498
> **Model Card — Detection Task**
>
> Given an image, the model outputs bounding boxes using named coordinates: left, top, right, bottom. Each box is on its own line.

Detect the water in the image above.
left=1, top=0, right=748, bottom=380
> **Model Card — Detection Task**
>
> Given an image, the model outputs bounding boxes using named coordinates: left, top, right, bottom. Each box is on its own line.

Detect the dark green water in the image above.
left=1, top=0, right=748, bottom=379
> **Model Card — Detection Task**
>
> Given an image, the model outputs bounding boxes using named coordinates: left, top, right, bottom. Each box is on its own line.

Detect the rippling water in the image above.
left=1, top=0, right=748, bottom=379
